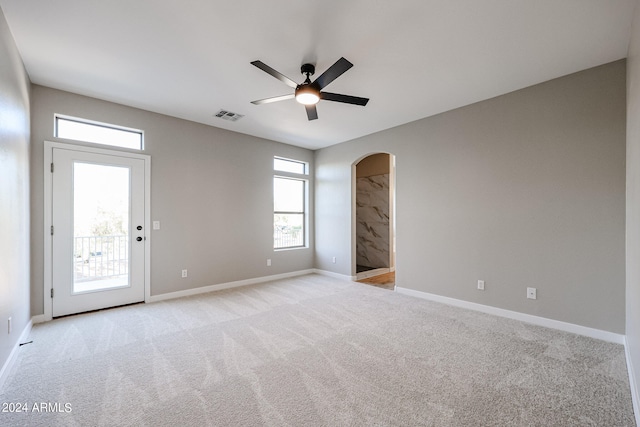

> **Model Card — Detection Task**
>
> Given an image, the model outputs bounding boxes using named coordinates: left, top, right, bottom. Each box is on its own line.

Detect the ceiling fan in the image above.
left=250, top=57, right=369, bottom=121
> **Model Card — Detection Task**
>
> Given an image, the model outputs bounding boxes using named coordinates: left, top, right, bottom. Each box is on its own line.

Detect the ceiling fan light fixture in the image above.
left=295, top=86, right=320, bottom=105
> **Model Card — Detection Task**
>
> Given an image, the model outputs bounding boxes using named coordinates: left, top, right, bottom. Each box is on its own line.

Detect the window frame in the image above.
left=54, top=114, right=144, bottom=151
left=273, top=157, right=309, bottom=250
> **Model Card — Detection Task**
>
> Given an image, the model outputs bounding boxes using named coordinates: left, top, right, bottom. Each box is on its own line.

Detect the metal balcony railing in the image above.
left=74, top=235, right=128, bottom=281
left=274, top=227, right=303, bottom=249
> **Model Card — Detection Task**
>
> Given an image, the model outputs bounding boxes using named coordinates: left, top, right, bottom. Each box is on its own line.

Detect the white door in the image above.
left=51, top=147, right=146, bottom=317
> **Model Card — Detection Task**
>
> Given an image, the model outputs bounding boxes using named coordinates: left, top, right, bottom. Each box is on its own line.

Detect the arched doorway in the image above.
left=353, top=153, right=396, bottom=289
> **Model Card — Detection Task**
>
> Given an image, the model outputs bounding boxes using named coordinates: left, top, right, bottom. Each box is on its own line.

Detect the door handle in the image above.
left=137, top=225, right=143, bottom=230
left=136, top=236, right=143, bottom=242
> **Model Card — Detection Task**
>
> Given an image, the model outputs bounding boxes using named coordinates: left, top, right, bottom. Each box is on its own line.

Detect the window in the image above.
left=55, top=115, right=144, bottom=150
left=274, top=157, right=308, bottom=249
left=274, top=157, right=306, bottom=174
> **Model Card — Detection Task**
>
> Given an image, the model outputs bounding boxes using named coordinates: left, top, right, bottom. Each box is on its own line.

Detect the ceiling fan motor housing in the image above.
left=301, top=63, right=315, bottom=77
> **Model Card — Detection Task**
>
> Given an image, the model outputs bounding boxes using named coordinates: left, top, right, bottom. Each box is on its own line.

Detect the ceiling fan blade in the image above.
left=305, top=104, right=318, bottom=121
left=250, top=61, right=298, bottom=89
left=320, top=92, right=369, bottom=106
left=313, top=57, right=353, bottom=90
left=251, top=94, right=295, bottom=105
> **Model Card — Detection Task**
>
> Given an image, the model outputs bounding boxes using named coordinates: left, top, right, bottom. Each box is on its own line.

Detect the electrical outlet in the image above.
left=7, top=317, right=11, bottom=335
left=181, top=269, right=188, bottom=278
left=477, top=280, right=485, bottom=291
left=527, top=287, right=537, bottom=300
left=267, top=259, right=271, bottom=267
left=332, top=257, right=336, bottom=264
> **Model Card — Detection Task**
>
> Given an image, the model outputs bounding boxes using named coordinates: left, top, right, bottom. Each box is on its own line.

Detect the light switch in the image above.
left=153, top=221, right=160, bottom=230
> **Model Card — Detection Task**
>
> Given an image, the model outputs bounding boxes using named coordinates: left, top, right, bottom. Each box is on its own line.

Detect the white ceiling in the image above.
left=0, top=0, right=636, bottom=150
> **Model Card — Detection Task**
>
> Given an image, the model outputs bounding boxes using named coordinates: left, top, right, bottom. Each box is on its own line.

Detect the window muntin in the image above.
left=274, top=157, right=307, bottom=175
left=55, top=115, right=143, bottom=150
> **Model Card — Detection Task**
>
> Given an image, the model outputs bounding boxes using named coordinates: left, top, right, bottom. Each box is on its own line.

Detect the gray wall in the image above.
left=30, top=86, right=314, bottom=315
left=316, top=60, right=626, bottom=333
left=626, top=0, right=640, bottom=409
left=0, top=8, right=31, bottom=371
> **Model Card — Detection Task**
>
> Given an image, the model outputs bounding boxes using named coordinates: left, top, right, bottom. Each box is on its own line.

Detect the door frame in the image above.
left=351, top=152, right=396, bottom=279
left=43, top=141, right=151, bottom=321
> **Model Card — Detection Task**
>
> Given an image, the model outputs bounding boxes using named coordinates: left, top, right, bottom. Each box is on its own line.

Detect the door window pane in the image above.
left=73, top=162, right=130, bottom=293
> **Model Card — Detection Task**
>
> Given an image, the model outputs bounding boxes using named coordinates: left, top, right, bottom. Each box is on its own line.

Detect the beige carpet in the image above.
left=0, top=274, right=635, bottom=426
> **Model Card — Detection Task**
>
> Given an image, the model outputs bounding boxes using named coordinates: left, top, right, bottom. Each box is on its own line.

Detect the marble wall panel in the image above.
left=356, top=174, right=390, bottom=269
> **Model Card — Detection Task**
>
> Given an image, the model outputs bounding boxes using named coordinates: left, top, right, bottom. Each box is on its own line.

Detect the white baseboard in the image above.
left=31, top=314, right=47, bottom=324
left=625, top=338, right=640, bottom=427
left=395, top=287, right=624, bottom=344
left=148, top=269, right=316, bottom=303
left=0, top=319, right=33, bottom=391
left=313, top=269, right=354, bottom=281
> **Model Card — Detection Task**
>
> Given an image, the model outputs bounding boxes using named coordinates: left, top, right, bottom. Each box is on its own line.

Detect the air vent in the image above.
left=214, top=110, right=244, bottom=122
